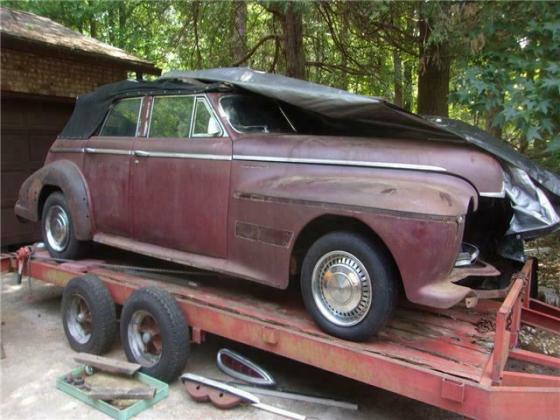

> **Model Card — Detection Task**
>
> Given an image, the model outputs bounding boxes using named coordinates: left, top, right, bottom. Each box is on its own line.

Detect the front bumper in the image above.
left=413, top=261, right=501, bottom=309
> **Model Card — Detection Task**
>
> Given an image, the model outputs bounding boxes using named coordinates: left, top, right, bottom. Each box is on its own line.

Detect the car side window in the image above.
left=192, top=98, right=221, bottom=137
left=99, top=98, right=142, bottom=137
left=149, top=96, right=194, bottom=138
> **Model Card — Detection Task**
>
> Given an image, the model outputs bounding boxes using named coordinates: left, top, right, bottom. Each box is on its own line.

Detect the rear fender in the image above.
left=15, top=160, right=93, bottom=240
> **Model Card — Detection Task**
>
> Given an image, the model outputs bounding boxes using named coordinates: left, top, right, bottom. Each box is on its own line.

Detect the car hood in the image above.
left=162, top=67, right=560, bottom=199
left=234, top=134, right=505, bottom=198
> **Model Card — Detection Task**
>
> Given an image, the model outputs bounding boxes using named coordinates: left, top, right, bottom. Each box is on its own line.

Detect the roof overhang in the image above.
left=1, top=33, right=161, bottom=76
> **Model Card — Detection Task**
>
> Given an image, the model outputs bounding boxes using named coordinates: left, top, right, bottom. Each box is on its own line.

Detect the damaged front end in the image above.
left=452, top=165, right=559, bottom=305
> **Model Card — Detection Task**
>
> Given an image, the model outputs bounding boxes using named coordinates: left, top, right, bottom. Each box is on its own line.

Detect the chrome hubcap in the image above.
left=128, top=310, right=162, bottom=367
left=311, top=251, right=372, bottom=326
left=45, top=205, right=70, bottom=252
left=66, top=295, right=92, bottom=344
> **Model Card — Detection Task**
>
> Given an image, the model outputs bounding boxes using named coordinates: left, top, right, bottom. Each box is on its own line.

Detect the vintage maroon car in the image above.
left=15, top=68, right=560, bottom=341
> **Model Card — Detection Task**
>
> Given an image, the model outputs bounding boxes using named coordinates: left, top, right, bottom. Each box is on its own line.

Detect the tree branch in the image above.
left=232, top=34, right=279, bottom=66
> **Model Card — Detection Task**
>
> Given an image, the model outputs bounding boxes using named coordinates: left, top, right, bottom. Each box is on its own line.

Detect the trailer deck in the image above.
left=2, top=247, right=559, bottom=419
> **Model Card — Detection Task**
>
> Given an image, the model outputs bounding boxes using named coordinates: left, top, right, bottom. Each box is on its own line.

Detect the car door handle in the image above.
left=84, top=147, right=95, bottom=154
left=134, top=150, right=150, bottom=157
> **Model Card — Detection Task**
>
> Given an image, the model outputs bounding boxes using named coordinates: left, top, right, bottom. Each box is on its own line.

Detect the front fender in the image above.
left=243, top=167, right=478, bottom=218
left=15, top=160, right=93, bottom=240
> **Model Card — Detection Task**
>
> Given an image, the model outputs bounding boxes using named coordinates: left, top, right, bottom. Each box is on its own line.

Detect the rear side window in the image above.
left=149, top=96, right=194, bottom=138
left=99, top=98, right=142, bottom=137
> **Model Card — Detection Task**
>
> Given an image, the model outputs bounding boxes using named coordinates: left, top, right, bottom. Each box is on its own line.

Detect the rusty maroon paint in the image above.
left=15, top=91, right=508, bottom=310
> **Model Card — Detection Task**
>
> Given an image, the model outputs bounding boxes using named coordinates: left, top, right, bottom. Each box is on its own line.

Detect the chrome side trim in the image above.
left=85, top=148, right=132, bottom=156
left=233, top=155, right=447, bottom=172
left=50, top=147, right=85, bottom=153
left=134, top=150, right=231, bottom=161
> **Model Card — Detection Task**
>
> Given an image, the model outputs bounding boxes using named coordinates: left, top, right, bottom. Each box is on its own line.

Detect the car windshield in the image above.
left=220, top=95, right=295, bottom=134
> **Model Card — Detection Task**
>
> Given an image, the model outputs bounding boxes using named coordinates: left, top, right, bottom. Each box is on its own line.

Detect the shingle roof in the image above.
left=0, top=7, right=160, bottom=75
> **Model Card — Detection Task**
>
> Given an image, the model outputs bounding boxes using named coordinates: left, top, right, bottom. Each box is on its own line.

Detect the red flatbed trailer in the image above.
left=2, top=248, right=559, bottom=419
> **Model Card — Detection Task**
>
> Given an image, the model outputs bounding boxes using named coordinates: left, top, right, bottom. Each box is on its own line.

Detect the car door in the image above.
left=130, top=94, right=231, bottom=257
left=83, top=97, right=143, bottom=237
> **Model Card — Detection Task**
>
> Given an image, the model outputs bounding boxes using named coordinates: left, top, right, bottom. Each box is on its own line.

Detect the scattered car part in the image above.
left=61, top=275, right=117, bottom=354
left=185, top=381, right=244, bottom=408
left=231, top=384, right=359, bottom=411
left=181, top=373, right=307, bottom=420
left=87, top=386, right=156, bottom=400
left=216, top=348, right=276, bottom=386
left=84, top=365, right=95, bottom=376
left=72, top=376, right=85, bottom=388
left=121, top=287, right=190, bottom=382
left=56, top=366, right=169, bottom=418
left=74, top=353, right=141, bottom=376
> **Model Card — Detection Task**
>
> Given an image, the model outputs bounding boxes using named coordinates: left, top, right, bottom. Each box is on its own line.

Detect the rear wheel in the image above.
left=121, top=288, right=190, bottom=382
left=301, top=231, right=397, bottom=341
left=61, top=275, right=117, bottom=354
left=41, top=191, right=89, bottom=259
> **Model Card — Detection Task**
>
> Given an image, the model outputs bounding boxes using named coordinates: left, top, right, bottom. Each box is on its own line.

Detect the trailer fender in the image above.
left=14, top=159, right=93, bottom=240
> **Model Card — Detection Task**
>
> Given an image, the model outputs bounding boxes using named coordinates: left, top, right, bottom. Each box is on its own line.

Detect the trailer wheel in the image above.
left=121, top=287, right=190, bottom=382
left=61, top=275, right=117, bottom=354
left=301, top=231, right=397, bottom=341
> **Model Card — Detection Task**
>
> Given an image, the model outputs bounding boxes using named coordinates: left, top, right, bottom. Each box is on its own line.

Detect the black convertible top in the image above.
left=58, top=67, right=559, bottom=197
left=59, top=78, right=226, bottom=140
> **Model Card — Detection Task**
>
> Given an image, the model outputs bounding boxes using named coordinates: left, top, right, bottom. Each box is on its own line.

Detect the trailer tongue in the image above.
left=3, top=247, right=559, bottom=419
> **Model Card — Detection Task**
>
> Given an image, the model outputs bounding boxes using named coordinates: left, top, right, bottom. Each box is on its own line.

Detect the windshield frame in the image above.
left=218, top=94, right=297, bottom=135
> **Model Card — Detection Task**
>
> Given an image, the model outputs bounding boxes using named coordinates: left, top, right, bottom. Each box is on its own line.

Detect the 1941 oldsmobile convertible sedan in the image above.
left=15, top=68, right=560, bottom=341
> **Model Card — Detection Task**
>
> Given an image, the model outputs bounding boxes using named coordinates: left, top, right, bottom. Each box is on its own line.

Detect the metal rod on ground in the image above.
left=231, top=384, right=358, bottom=411
left=182, top=373, right=307, bottom=420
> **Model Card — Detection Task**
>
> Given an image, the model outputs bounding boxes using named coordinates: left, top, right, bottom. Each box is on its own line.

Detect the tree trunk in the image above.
left=117, top=2, right=127, bottom=48
left=231, top=1, right=247, bottom=65
left=403, top=60, right=413, bottom=111
left=89, top=19, right=97, bottom=38
left=281, top=3, right=305, bottom=79
left=485, top=105, right=503, bottom=139
left=417, top=18, right=450, bottom=117
left=393, top=50, right=403, bottom=107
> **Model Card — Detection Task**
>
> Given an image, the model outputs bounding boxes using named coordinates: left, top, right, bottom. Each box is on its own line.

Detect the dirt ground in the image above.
left=0, top=273, right=461, bottom=420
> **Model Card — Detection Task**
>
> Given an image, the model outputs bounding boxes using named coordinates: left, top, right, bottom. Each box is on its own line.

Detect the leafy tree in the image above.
left=451, top=1, right=560, bottom=170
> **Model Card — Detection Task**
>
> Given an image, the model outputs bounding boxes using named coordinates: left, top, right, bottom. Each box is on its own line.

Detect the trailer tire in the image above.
left=121, top=287, right=190, bottom=382
left=61, top=275, right=117, bottom=354
left=301, top=231, right=397, bottom=341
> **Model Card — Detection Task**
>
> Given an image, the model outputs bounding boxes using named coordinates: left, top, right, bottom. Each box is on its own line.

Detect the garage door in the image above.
left=1, top=94, right=74, bottom=247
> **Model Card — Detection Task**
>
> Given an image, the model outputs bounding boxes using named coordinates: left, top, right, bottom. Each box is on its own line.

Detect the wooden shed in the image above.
left=1, top=7, right=160, bottom=247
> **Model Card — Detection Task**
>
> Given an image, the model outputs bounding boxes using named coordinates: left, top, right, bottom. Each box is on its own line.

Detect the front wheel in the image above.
left=301, top=231, right=397, bottom=341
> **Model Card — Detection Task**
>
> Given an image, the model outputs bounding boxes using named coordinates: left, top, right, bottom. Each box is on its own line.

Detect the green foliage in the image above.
left=3, top=0, right=559, bottom=171
left=450, top=2, right=560, bottom=171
